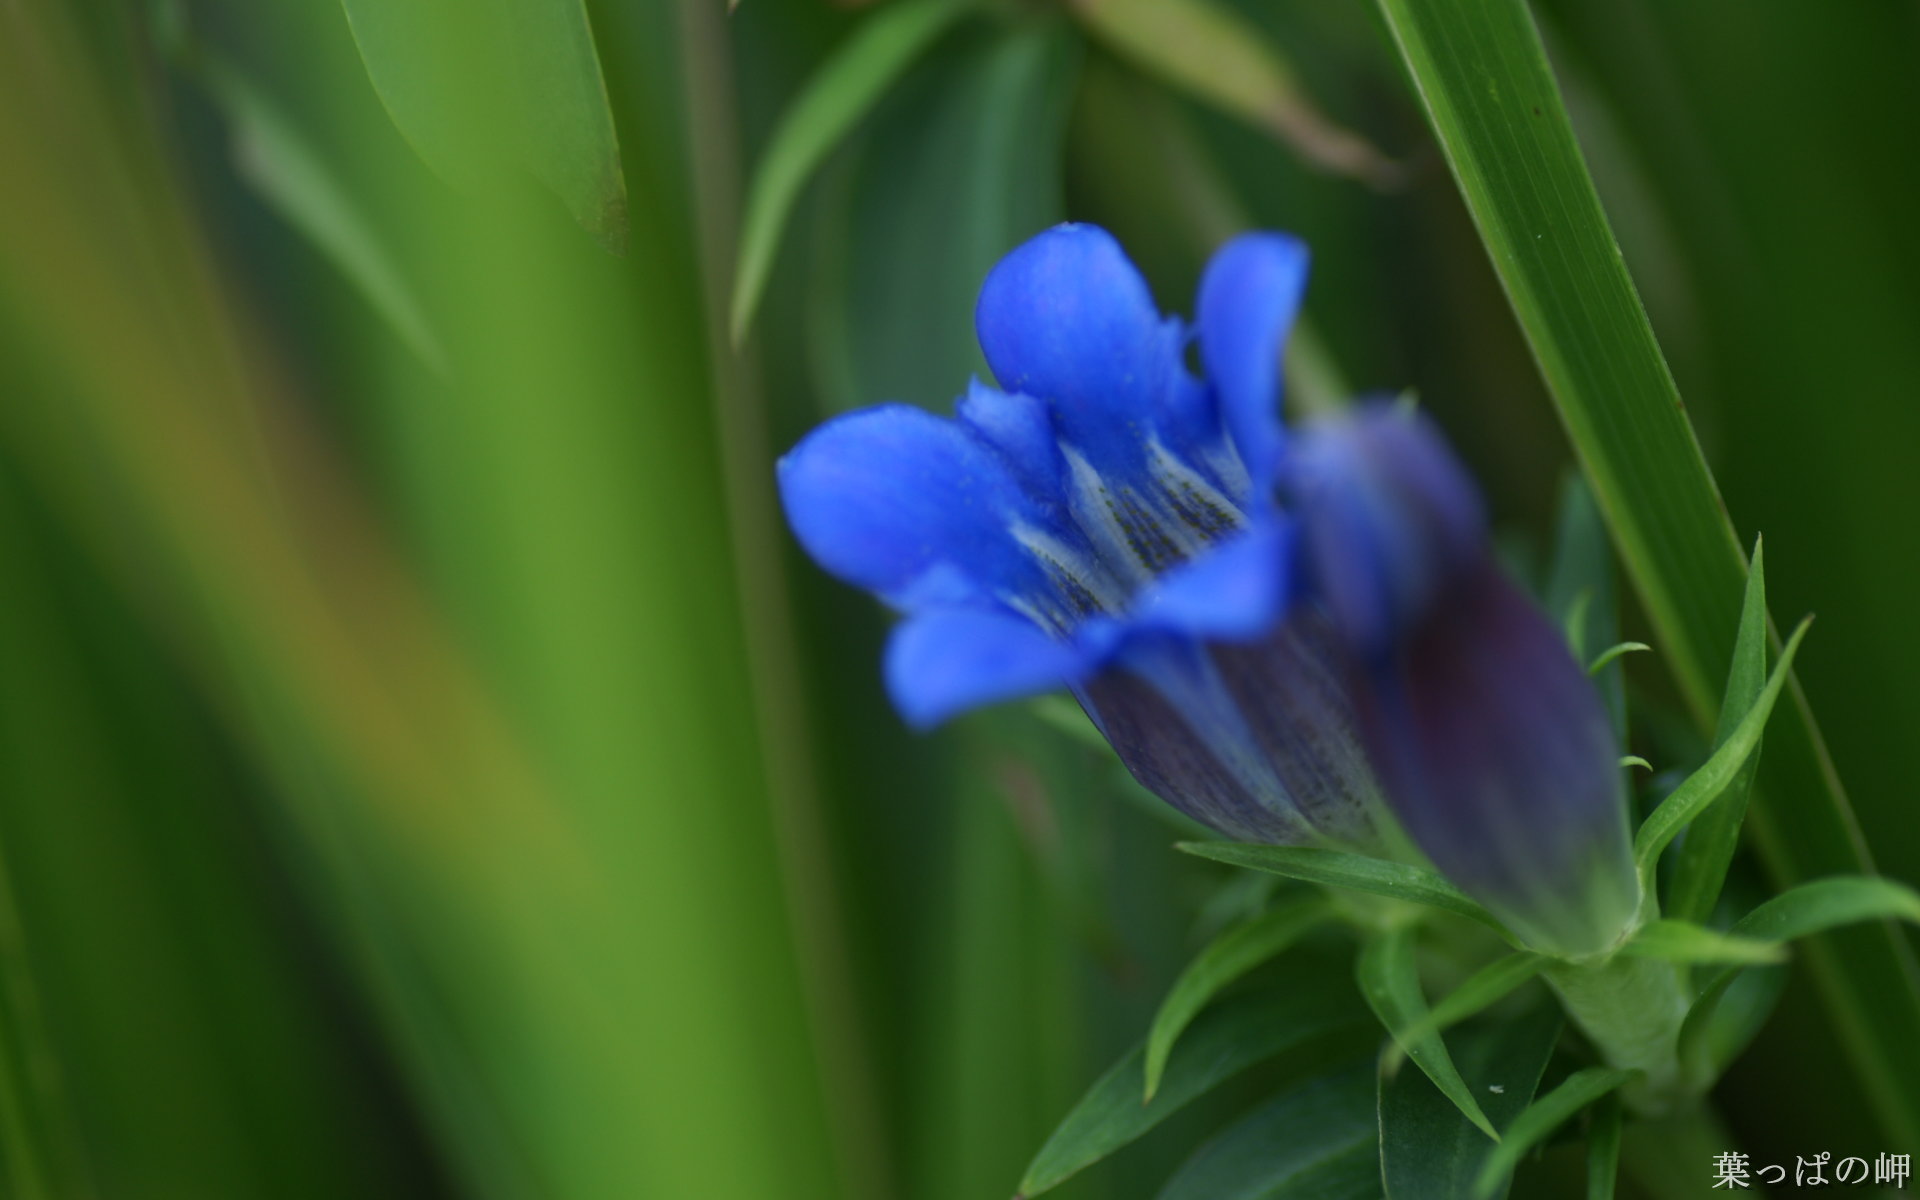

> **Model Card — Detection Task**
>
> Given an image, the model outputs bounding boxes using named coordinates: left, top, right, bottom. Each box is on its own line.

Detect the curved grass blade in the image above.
left=1018, top=984, right=1364, bottom=1197
left=339, top=0, right=627, bottom=249
left=1616, top=919, right=1787, bottom=967
left=1666, top=539, right=1769, bottom=924
left=1069, top=0, right=1398, bottom=187
left=1157, top=1058, right=1379, bottom=1200
left=1177, top=843, right=1510, bottom=937
left=1380, top=1007, right=1563, bottom=1200
left=1372, top=0, right=1920, bottom=1143
left=1632, top=618, right=1809, bottom=876
left=1143, top=895, right=1330, bottom=1100
left=1360, top=927, right=1499, bottom=1141
left=1679, top=876, right=1920, bottom=1090
left=1389, top=952, right=1548, bottom=1053
left=730, top=0, right=974, bottom=344
left=1472, top=1068, right=1635, bottom=1200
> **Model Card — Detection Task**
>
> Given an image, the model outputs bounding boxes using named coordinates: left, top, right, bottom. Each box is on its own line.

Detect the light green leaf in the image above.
left=1616, top=919, right=1787, bottom=966
left=1177, top=843, right=1510, bottom=938
left=1390, top=953, right=1548, bottom=1052
left=1667, top=539, right=1770, bottom=924
left=1632, top=618, right=1809, bottom=876
left=1360, top=927, right=1499, bottom=1141
left=1018, top=984, right=1364, bottom=1197
left=1472, top=1068, right=1635, bottom=1200
left=339, top=0, right=627, bottom=249
left=1157, top=1059, right=1379, bottom=1200
left=1144, top=895, right=1330, bottom=1100
left=1380, top=1007, right=1562, bottom=1200
left=1372, top=0, right=1920, bottom=1144
left=1585, top=1095, right=1621, bottom=1200
left=1069, top=0, right=1397, bottom=186
left=730, top=0, right=975, bottom=343
left=1680, top=876, right=1920, bottom=1086
left=1586, top=642, right=1649, bottom=675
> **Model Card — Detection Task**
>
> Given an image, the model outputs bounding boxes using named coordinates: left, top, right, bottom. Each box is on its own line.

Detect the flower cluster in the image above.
left=779, top=224, right=1637, bottom=957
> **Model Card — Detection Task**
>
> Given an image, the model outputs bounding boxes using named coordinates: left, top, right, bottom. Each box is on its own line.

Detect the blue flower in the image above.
left=779, top=223, right=1638, bottom=954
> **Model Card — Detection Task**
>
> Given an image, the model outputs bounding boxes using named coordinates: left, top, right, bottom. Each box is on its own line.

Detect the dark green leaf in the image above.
left=1666, top=539, right=1770, bottom=924
left=1390, top=953, right=1548, bottom=1051
left=338, top=0, right=627, bottom=248
left=730, top=0, right=975, bottom=343
left=1544, top=475, right=1622, bottom=736
left=1632, top=618, right=1809, bottom=875
left=1472, top=1069, right=1635, bottom=1200
left=1585, top=1096, right=1621, bottom=1200
left=1372, top=0, right=1920, bottom=1143
left=1145, top=895, right=1331, bottom=1100
left=1178, top=843, right=1510, bottom=938
left=1380, top=1007, right=1562, bottom=1200
left=1359, top=927, right=1499, bottom=1140
left=1019, top=984, right=1365, bottom=1197
left=1157, top=1059, right=1380, bottom=1200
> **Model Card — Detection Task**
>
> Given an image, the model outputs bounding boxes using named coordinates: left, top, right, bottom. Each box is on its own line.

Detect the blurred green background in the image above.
left=2, top=0, right=1916, bottom=1196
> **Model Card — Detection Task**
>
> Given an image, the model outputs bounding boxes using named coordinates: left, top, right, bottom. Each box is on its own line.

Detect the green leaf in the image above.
left=1372, top=0, right=1920, bottom=1145
left=1018, top=984, right=1365, bottom=1197
left=1666, top=539, right=1770, bottom=924
left=1632, top=618, right=1809, bottom=876
left=1389, top=953, right=1548, bottom=1052
left=1472, top=1068, right=1635, bottom=1200
left=730, top=0, right=975, bottom=344
left=1586, top=643, right=1649, bottom=675
left=1616, top=919, right=1788, bottom=966
left=1177, top=843, right=1510, bottom=937
left=1544, top=475, right=1623, bottom=735
left=1069, top=0, right=1396, bottom=186
left=1679, top=877, right=1920, bottom=1086
left=188, top=54, right=447, bottom=374
left=338, top=0, right=628, bottom=249
left=1585, top=1096, right=1621, bottom=1200
left=1157, top=1059, right=1380, bottom=1200
left=1360, top=927, right=1500, bottom=1141
left=1380, top=1007, right=1563, bottom=1200
left=1144, top=895, right=1331, bottom=1100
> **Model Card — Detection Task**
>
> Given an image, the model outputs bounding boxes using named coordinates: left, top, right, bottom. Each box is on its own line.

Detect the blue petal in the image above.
left=1287, top=406, right=1485, bottom=660
left=1128, top=521, right=1297, bottom=641
left=1353, top=560, right=1639, bottom=957
left=778, top=404, right=1050, bottom=607
left=885, top=607, right=1094, bottom=729
left=1196, top=233, right=1310, bottom=491
left=974, top=224, right=1184, bottom=472
left=956, top=378, right=1062, bottom=498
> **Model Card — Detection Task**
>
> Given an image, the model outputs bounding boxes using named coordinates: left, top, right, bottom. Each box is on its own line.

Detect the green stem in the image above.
left=1620, top=1102, right=1738, bottom=1200
left=1546, top=956, right=1691, bottom=1114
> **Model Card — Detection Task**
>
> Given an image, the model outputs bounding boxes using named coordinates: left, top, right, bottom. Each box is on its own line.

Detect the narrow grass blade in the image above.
left=1018, top=984, right=1363, bottom=1197
left=730, top=0, right=974, bottom=343
left=1666, top=539, right=1769, bottom=923
left=1360, top=927, right=1499, bottom=1141
left=1391, top=953, right=1548, bottom=1051
left=1632, top=618, right=1809, bottom=876
left=339, top=0, right=628, bottom=248
left=1616, top=919, right=1788, bottom=966
left=1069, top=0, right=1397, bottom=186
left=1373, top=0, right=1920, bottom=1143
left=1157, top=1059, right=1379, bottom=1200
left=1380, top=1007, right=1562, bottom=1200
left=1544, top=475, right=1624, bottom=735
left=1177, top=843, right=1509, bottom=937
left=1586, top=1095, right=1621, bottom=1200
left=1143, top=895, right=1330, bottom=1100
left=1472, top=1068, right=1635, bottom=1200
